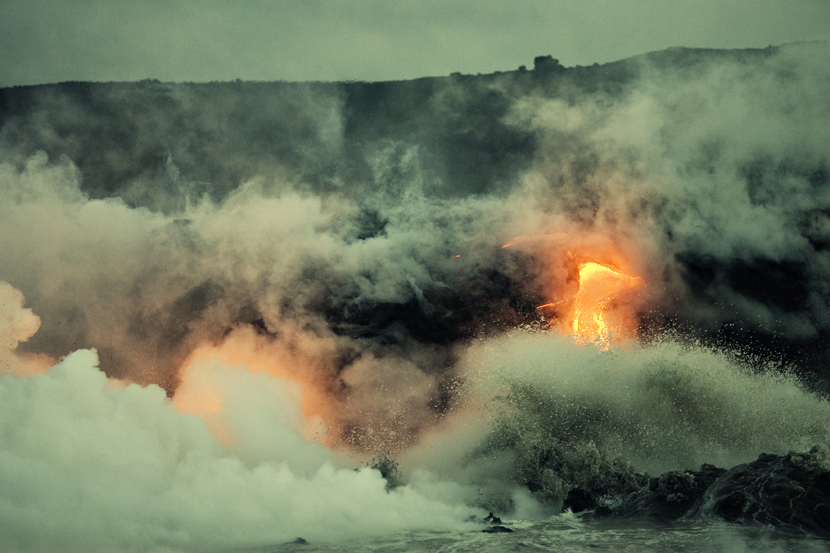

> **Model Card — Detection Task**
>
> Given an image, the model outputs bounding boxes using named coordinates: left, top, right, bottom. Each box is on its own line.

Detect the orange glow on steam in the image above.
left=172, top=325, right=340, bottom=446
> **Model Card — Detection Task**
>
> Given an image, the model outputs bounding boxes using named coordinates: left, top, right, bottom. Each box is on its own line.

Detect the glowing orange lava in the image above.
left=565, top=262, right=643, bottom=347
left=502, top=233, right=645, bottom=346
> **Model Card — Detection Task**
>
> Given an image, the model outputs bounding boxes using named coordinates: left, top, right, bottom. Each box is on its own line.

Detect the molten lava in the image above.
left=566, top=262, right=643, bottom=347
left=502, top=233, right=645, bottom=346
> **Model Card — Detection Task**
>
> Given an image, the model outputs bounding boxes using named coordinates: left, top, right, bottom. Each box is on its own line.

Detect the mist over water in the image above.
left=1, top=42, right=829, bottom=551
left=449, top=333, right=830, bottom=503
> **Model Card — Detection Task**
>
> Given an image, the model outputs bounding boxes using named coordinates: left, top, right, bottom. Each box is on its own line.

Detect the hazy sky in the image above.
left=1, top=0, right=829, bottom=86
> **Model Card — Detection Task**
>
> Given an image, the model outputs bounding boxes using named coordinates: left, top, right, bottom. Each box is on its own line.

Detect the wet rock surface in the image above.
left=611, top=463, right=727, bottom=522
left=690, top=447, right=830, bottom=537
left=483, top=512, right=503, bottom=525
left=481, top=512, right=514, bottom=533
left=563, top=446, right=830, bottom=538
left=481, top=525, right=514, bottom=533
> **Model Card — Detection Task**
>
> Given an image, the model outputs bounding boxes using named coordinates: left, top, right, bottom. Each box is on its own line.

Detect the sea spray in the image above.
left=431, top=330, right=830, bottom=513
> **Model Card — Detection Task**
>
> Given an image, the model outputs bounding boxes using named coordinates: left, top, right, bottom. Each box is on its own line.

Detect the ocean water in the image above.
left=261, top=517, right=830, bottom=553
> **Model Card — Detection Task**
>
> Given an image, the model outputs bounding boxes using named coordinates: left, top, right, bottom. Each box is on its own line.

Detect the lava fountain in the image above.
left=506, top=234, right=645, bottom=347
left=564, top=261, right=643, bottom=347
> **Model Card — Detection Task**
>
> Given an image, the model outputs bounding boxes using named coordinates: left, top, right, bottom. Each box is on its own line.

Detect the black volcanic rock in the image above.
left=563, top=446, right=830, bottom=538
left=689, top=446, right=830, bottom=538
left=484, top=512, right=503, bottom=524
left=482, top=525, right=513, bottom=533
left=611, top=464, right=726, bottom=521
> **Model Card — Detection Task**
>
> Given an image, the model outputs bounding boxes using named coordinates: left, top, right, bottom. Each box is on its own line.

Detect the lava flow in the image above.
left=503, top=234, right=645, bottom=347
left=563, top=261, right=643, bottom=347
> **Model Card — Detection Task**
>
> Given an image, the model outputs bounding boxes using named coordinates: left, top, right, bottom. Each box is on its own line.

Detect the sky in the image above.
left=1, top=0, right=828, bottom=87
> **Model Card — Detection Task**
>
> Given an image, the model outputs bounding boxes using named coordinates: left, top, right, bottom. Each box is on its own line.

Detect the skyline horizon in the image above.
left=2, top=0, right=828, bottom=87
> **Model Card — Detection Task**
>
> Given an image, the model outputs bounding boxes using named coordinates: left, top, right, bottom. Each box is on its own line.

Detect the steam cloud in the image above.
left=0, top=42, right=829, bottom=550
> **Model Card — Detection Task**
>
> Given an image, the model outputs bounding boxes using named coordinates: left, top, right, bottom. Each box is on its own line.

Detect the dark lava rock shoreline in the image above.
left=566, top=446, right=830, bottom=539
